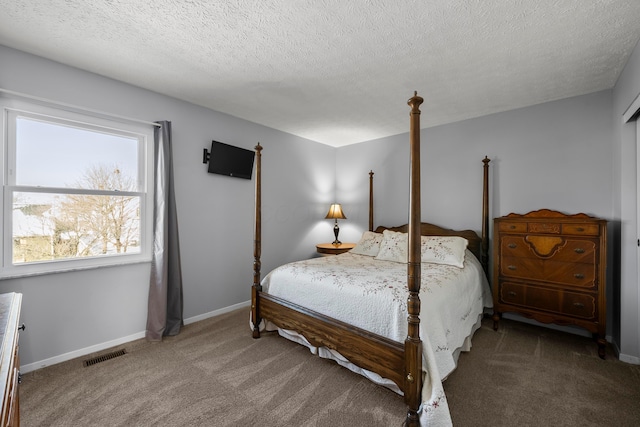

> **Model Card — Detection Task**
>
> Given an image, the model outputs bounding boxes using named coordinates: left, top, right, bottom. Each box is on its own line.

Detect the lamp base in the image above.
left=332, top=221, right=341, bottom=245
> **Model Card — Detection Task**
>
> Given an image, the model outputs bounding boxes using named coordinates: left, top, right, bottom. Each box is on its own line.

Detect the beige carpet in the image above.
left=20, top=309, right=640, bottom=426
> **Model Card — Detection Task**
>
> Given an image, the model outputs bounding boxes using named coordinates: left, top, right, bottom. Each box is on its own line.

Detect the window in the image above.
left=1, top=100, right=154, bottom=277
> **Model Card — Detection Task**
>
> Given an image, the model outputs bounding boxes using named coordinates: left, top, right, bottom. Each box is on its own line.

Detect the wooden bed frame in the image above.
left=251, top=92, right=490, bottom=426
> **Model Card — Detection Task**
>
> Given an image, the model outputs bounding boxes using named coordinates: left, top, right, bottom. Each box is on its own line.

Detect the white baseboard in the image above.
left=21, top=330, right=146, bottom=374
left=501, top=312, right=592, bottom=338
left=619, top=353, right=640, bottom=365
left=21, top=300, right=252, bottom=374
left=183, top=300, right=250, bottom=325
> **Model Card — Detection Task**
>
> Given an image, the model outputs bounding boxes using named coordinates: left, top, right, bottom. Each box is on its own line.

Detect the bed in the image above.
left=251, top=92, right=492, bottom=426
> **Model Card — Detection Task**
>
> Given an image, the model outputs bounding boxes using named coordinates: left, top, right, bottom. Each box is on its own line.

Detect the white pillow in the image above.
left=420, top=235, right=468, bottom=268
left=350, top=231, right=384, bottom=256
left=374, top=230, right=408, bottom=263
left=375, top=230, right=469, bottom=267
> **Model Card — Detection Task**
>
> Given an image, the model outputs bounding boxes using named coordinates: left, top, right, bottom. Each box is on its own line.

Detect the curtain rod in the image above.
left=0, top=87, right=162, bottom=128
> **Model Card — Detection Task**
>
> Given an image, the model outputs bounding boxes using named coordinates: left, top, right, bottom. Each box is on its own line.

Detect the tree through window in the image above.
left=2, top=102, right=153, bottom=277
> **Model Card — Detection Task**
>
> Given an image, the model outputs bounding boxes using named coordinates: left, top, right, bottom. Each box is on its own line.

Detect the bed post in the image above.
left=251, top=143, right=263, bottom=339
left=481, top=156, right=491, bottom=273
left=405, top=92, right=423, bottom=427
left=369, top=170, right=374, bottom=231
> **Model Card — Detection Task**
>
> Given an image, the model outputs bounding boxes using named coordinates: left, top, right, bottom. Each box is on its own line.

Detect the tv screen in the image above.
left=207, top=140, right=255, bottom=180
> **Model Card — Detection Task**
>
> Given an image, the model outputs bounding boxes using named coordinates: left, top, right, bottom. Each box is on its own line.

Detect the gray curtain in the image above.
left=146, top=120, right=184, bottom=341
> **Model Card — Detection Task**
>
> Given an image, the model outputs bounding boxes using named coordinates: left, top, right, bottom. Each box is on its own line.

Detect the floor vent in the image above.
left=83, top=349, right=127, bottom=367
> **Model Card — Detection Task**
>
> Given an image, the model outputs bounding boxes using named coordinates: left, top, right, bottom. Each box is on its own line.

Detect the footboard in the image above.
left=258, top=291, right=406, bottom=389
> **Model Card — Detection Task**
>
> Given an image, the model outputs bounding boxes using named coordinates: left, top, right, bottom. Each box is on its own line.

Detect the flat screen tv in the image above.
left=206, top=140, right=255, bottom=180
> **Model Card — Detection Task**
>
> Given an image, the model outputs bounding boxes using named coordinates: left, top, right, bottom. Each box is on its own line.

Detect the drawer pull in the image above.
left=573, top=302, right=585, bottom=309
left=507, top=265, right=517, bottom=270
left=508, top=243, right=517, bottom=249
left=507, top=291, right=517, bottom=297
left=574, top=248, right=585, bottom=254
left=574, top=273, right=585, bottom=279
left=509, top=225, right=516, bottom=229
left=576, top=227, right=585, bottom=232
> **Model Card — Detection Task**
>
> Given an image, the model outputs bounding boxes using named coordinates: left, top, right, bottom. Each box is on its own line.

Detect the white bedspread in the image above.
left=260, top=250, right=492, bottom=426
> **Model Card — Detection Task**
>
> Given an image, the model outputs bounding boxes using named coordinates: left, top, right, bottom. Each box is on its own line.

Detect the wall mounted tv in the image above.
left=204, top=140, right=255, bottom=180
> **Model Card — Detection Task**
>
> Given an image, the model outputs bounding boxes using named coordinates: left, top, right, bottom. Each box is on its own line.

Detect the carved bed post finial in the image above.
left=405, top=92, right=423, bottom=427
left=369, top=170, right=374, bottom=231
left=407, top=91, right=423, bottom=115
left=252, top=142, right=263, bottom=339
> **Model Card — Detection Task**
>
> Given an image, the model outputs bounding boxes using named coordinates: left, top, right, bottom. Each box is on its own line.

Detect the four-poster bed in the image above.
left=251, top=92, right=491, bottom=426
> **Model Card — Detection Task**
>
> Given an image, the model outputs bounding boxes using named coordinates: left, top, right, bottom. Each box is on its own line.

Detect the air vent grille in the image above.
left=83, top=349, right=127, bottom=367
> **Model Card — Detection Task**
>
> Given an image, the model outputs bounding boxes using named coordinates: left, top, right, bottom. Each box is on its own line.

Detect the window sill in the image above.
left=0, top=256, right=152, bottom=280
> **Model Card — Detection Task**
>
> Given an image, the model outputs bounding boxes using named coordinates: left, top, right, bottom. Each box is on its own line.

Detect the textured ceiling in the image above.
left=1, top=1, right=640, bottom=147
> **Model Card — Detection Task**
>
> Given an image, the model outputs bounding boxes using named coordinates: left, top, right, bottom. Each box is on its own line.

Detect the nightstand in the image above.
left=316, top=242, right=355, bottom=255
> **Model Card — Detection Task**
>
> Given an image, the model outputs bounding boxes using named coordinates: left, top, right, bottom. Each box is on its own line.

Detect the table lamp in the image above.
left=325, top=203, right=347, bottom=245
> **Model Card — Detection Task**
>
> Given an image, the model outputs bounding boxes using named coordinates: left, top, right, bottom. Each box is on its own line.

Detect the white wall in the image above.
left=337, top=90, right=622, bottom=350
left=0, top=45, right=336, bottom=370
left=612, top=38, right=640, bottom=364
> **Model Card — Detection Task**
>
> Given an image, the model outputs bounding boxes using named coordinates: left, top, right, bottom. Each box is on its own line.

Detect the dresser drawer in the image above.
left=498, top=221, right=527, bottom=233
left=500, top=256, right=596, bottom=288
left=499, top=282, right=597, bottom=320
left=562, top=223, right=600, bottom=236
left=500, top=236, right=597, bottom=263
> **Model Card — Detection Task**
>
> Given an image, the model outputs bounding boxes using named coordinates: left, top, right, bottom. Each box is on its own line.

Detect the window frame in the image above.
left=1, top=99, right=154, bottom=278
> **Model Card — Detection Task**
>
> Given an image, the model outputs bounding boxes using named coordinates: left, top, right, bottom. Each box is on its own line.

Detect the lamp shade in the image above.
left=325, top=203, right=347, bottom=220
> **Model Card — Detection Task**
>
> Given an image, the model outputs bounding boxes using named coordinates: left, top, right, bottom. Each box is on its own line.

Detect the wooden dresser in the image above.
left=0, top=293, right=22, bottom=426
left=492, top=210, right=607, bottom=358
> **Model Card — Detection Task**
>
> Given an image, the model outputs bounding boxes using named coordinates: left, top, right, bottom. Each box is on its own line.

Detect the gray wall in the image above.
left=337, top=90, right=620, bottom=349
left=2, top=40, right=639, bottom=369
left=0, top=45, right=335, bottom=369
left=338, top=91, right=613, bottom=234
